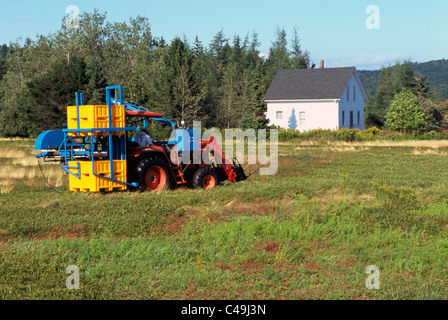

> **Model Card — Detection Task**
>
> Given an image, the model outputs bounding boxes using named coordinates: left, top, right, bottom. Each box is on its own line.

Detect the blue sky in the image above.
left=0, top=0, right=447, bottom=70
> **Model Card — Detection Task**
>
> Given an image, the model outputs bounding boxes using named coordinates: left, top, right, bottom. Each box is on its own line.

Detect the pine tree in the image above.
left=192, top=36, right=204, bottom=57
left=264, top=26, right=292, bottom=87
left=290, top=27, right=310, bottom=69
left=156, top=38, right=205, bottom=123
left=0, top=44, right=7, bottom=82
left=219, top=62, right=244, bottom=128
left=414, top=75, right=429, bottom=98
left=85, top=58, right=107, bottom=104
left=246, top=62, right=266, bottom=118
left=27, top=55, right=88, bottom=131
left=0, top=71, right=34, bottom=136
left=368, top=61, right=419, bottom=127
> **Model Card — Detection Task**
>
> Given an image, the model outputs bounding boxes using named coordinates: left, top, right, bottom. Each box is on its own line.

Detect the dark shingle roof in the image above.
left=265, top=67, right=356, bottom=101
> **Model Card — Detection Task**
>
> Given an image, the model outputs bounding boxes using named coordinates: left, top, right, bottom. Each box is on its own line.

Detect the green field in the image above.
left=1, top=138, right=448, bottom=299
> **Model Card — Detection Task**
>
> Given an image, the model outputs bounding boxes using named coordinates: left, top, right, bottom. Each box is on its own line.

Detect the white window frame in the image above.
left=299, top=112, right=306, bottom=126
left=276, top=111, right=283, bottom=120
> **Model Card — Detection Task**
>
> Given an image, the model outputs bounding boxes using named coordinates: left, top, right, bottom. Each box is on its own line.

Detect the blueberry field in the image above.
left=1, top=138, right=448, bottom=299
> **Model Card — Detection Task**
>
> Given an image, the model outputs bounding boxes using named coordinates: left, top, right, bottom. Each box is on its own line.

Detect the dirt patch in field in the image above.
left=0, top=241, right=9, bottom=251
left=305, top=263, right=321, bottom=270
left=30, top=225, right=86, bottom=240
left=312, top=159, right=332, bottom=168
left=336, top=260, right=358, bottom=267
left=150, top=216, right=186, bottom=235
left=162, top=217, right=185, bottom=234
left=149, top=205, right=234, bottom=235
left=278, top=158, right=296, bottom=164
left=263, top=240, right=280, bottom=252
left=0, top=229, right=15, bottom=249
left=221, top=199, right=277, bottom=216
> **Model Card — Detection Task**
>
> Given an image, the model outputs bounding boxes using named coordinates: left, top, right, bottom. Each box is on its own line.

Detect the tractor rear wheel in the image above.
left=137, top=157, right=172, bottom=192
left=192, top=167, right=219, bottom=190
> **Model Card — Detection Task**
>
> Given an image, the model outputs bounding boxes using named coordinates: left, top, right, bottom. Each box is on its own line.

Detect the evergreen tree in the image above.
left=192, top=36, right=204, bottom=57
left=219, top=61, right=244, bottom=128
left=246, top=62, right=266, bottom=118
left=290, top=27, right=311, bottom=69
left=264, top=26, right=292, bottom=87
left=414, top=75, right=429, bottom=98
left=244, top=30, right=262, bottom=70
left=208, top=30, right=231, bottom=83
left=155, top=38, right=205, bottom=123
left=230, top=35, right=245, bottom=69
left=0, top=71, right=34, bottom=136
left=85, top=58, right=107, bottom=104
left=0, top=44, right=8, bottom=82
left=27, top=55, right=88, bottom=131
left=367, top=61, right=419, bottom=127
left=0, top=57, right=7, bottom=82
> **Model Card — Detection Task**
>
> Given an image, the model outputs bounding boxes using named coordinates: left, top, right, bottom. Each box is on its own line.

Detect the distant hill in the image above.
left=358, top=59, right=448, bottom=100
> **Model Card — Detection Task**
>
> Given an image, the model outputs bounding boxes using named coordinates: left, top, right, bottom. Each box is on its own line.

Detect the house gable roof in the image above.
left=265, top=67, right=367, bottom=101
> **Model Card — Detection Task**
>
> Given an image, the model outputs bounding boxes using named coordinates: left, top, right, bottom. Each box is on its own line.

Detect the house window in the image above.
left=342, top=111, right=345, bottom=126
left=346, top=86, right=350, bottom=101
left=299, top=112, right=306, bottom=126
left=276, top=111, right=283, bottom=120
left=353, top=86, right=356, bottom=101
left=350, top=111, right=354, bottom=129
left=357, top=111, right=360, bottom=126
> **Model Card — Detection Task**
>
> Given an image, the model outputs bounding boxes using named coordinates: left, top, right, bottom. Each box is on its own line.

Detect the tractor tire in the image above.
left=192, top=167, right=219, bottom=190
left=137, top=157, right=172, bottom=192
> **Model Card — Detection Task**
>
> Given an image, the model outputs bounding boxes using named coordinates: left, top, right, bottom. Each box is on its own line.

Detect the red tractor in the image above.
left=34, top=86, right=247, bottom=192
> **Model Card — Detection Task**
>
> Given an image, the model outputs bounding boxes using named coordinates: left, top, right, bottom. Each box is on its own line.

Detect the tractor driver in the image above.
left=135, top=128, right=154, bottom=147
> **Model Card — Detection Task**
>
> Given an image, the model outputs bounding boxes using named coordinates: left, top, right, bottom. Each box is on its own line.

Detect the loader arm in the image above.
left=200, top=136, right=237, bottom=183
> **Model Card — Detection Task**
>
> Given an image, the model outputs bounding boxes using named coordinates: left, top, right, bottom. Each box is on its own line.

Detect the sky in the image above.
left=0, top=0, right=447, bottom=70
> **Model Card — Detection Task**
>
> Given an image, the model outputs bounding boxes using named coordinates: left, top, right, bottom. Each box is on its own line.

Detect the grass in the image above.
left=1, top=139, right=448, bottom=299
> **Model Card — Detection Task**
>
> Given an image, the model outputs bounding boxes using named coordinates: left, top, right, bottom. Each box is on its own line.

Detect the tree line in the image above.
left=364, top=61, right=447, bottom=131
left=0, top=10, right=311, bottom=137
left=0, top=10, right=445, bottom=137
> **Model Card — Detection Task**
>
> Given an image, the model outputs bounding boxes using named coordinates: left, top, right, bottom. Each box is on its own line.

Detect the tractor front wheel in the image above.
left=192, top=167, right=219, bottom=190
left=137, top=158, right=172, bottom=192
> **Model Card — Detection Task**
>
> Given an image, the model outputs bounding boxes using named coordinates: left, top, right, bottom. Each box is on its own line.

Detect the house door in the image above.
left=350, top=111, right=354, bottom=129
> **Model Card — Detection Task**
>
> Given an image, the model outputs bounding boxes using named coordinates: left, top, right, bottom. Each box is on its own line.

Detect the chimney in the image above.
left=320, top=60, right=324, bottom=69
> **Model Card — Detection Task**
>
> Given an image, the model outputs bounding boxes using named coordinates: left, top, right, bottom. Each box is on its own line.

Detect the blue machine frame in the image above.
left=62, top=86, right=138, bottom=187
left=35, top=85, right=179, bottom=189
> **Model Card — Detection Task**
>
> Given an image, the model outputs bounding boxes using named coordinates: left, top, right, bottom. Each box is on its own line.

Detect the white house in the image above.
left=265, top=64, right=368, bottom=131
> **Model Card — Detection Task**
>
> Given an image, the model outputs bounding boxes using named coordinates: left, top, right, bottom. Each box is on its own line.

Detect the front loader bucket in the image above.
left=230, top=158, right=247, bottom=182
